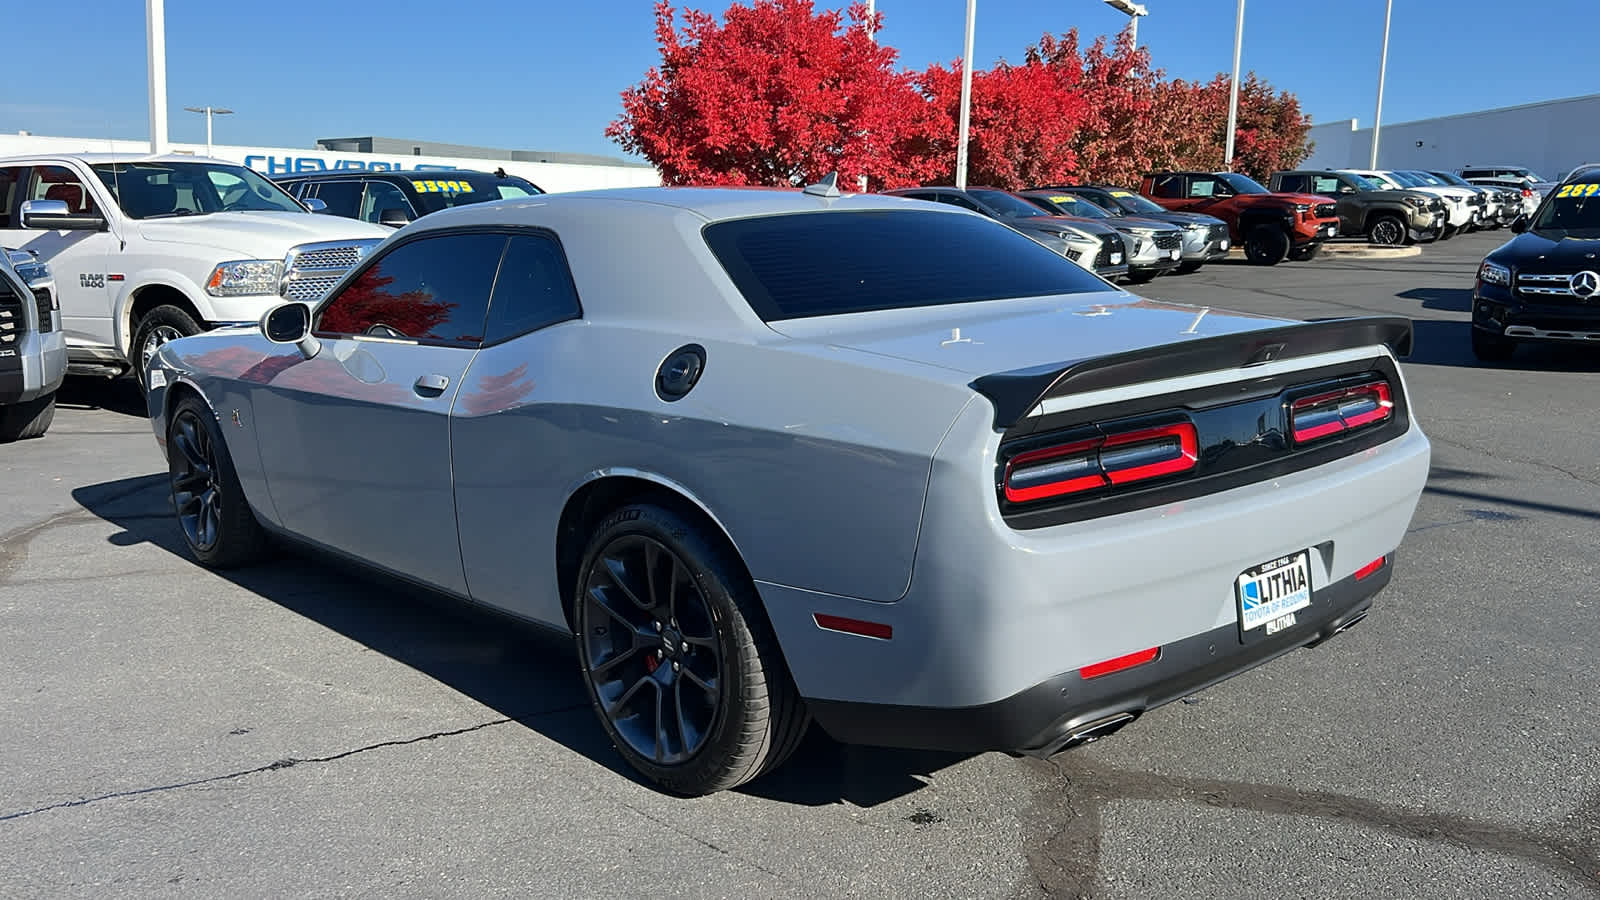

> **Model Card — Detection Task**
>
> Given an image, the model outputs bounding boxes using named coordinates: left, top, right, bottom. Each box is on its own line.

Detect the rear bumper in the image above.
left=808, top=560, right=1390, bottom=755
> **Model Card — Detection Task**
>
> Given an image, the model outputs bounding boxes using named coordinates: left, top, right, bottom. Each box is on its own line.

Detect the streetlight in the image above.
left=1369, top=0, right=1393, bottom=168
left=1102, top=0, right=1148, bottom=48
left=860, top=0, right=875, bottom=192
left=147, top=0, right=167, bottom=154
left=184, top=105, right=234, bottom=157
left=1223, top=0, right=1244, bottom=169
left=955, top=0, right=976, bottom=189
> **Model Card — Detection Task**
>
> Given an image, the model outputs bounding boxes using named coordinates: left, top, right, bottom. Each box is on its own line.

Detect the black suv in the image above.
left=1471, top=167, right=1600, bottom=361
left=275, top=168, right=543, bottom=228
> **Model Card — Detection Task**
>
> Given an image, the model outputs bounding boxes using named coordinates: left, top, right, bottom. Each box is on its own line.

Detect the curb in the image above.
left=1226, top=243, right=1422, bottom=260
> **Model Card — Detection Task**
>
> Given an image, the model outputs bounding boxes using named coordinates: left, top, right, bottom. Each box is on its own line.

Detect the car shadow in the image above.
left=1396, top=287, right=1472, bottom=312
left=71, top=473, right=969, bottom=806
left=56, top=375, right=147, bottom=418
left=1405, top=319, right=1600, bottom=371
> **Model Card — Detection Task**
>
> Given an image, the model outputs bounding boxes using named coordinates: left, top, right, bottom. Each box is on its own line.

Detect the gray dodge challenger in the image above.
left=144, top=180, right=1431, bottom=795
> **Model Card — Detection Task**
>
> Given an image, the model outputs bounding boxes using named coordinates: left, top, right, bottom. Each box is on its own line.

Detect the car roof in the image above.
left=0, top=152, right=241, bottom=166
left=276, top=168, right=516, bottom=182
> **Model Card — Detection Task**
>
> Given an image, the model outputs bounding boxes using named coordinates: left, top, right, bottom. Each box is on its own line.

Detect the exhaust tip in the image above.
left=1046, top=710, right=1140, bottom=755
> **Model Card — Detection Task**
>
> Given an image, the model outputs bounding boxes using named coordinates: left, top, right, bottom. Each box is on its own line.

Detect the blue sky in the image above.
left=3, top=0, right=1593, bottom=162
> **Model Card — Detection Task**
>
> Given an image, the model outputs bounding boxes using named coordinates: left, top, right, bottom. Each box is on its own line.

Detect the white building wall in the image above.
left=0, top=133, right=663, bottom=193
left=1302, top=93, right=1600, bottom=181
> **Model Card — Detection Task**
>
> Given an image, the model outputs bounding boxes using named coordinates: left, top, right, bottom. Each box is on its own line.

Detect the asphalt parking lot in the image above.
left=3, top=229, right=1598, bottom=898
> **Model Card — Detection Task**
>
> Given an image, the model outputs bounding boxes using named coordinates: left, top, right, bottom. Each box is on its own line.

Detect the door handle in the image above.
left=414, top=373, right=449, bottom=396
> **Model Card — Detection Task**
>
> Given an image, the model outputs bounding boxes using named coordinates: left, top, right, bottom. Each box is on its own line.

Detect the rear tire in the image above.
left=131, top=305, right=202, bottom=393
left=1244, top=225, right=1289, bottom=265
left=0, top=393, right=55, bottom=442
left=574, top=501, right=808, bottom=796
left=1470, top=327, right=1516, bottom=362
left=165, top=394, right=272, bottom=568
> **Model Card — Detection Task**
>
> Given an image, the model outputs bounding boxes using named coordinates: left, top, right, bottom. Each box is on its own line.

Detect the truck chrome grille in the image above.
left=280, top=239, right=383, bottom=302
left=1314, top=202, right=1337, bottom=218
left=1516, top=272, right=1596, bottom=303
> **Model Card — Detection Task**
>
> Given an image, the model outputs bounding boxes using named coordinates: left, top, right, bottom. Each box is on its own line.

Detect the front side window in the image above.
left=1216, top=173, right=1270, bottom=194
left=315, top=232, right=507, bottom=345
left=1186, top=176, right=1219, bottom=198
left=312, top=181, right=362, bottom=218
left=92, top=162, right=302, bottom=219
left=703, top=209, right=1109, bottom=321
left=27, top=165, right=99, bottom=216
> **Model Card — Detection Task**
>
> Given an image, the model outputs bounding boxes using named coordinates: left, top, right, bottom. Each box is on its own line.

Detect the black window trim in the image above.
left=311, top=223, right=583, bottom=350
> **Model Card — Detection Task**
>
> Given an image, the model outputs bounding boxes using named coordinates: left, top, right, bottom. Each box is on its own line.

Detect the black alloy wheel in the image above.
left=581, top=534, right=722, bottom=767
left=1367, top=215, right=1405, bottom=246
left=169, top=407, right=223, bottom=554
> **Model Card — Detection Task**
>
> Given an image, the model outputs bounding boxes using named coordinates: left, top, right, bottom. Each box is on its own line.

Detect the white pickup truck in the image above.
left=0, top=153, right=387, bottom=387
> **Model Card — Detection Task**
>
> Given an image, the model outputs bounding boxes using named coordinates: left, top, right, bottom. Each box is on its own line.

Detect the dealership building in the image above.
left=0, top=132, right=662, bottom=194
left=1303, top=92, right=1600, bottom=182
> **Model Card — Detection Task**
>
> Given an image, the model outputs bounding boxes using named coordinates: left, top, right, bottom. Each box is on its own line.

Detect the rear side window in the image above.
left=313, top=180, right=362, bottom=218
left=1150, top=175, right=1185, bottom=198
left=482, top=234, right=582, bottom=344
left=703, top=209, right=1108, bottom=321
left=1276, top=173, right=1309, bottom=193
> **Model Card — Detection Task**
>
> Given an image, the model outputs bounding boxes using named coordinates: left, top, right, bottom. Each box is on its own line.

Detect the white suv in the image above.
left=0, top=154, right=387, bottom=387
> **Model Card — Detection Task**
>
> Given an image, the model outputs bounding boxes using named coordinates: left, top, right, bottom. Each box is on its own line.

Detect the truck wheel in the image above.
left=1470, top=327, right=1516, bottom=362
left=165, top=394, right=273, bottom=568
left=1244, top=226, right=1289, bottom=265
left=132, top=305, right=202, bottom=392
left=0, top=393, right=56, bottom=442
left=574, top=500, right=809, bottom=796
left=1366, top=215, right=1405, bottom=246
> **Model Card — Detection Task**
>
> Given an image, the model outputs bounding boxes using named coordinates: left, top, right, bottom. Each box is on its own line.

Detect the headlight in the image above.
left=1294, top=203, right=1312, bottom=213
left=205, top=259, right=285, bottom=297
left=1478, top=261, right=1510, bottom=286
left=1404, top=196, right=1429, bottom=209
left=1043, top=226, right=1093, bottom=243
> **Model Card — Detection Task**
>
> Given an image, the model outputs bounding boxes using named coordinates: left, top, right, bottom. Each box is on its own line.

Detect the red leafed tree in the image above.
left=914, top=55, right=1090, bottom=189
left=1193, top=73, right=1314, bottom=180
left=606, top=0, right=944, bottom=189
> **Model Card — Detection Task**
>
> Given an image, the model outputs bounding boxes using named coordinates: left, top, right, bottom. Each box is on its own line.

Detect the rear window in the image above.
left=702, top=209, right=1108, bottom=321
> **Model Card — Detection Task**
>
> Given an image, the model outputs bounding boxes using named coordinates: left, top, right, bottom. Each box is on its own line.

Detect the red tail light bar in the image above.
left=1289, top=379, right=1393, bottom=445
left=1003, top=422, right=1199, bottom=503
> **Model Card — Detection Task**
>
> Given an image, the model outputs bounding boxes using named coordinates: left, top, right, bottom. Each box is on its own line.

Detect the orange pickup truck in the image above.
left=1139, top=171, right=1341, bottom=265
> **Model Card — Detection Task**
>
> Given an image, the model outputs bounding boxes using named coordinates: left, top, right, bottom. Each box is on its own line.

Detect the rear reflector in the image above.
left=1354, top=555, right=1386, bottom=580
left=813, top=613, right=892, bottom=640
left=1004, top=422, right=1198, bottom=503
left=1079, top=646, right=1159, bottom=679
left=1289, top=379, right=1393, bottom=445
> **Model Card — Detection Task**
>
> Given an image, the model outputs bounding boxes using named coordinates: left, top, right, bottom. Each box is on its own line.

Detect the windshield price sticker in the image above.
left=410, top=180, right=475, bottom=194
left=1555, top=183, right=1599, bottom=198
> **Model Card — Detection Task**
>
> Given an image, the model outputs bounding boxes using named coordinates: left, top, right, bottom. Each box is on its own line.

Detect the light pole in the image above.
left=1369, top=0, right=1393, bottom=168
left=955, top=0, right=977, bottom=189
left=860, top=0, right=874, bottom=192
left=1103, top=0, right=1148, bottom=48
left=184, top=106, right=234, bottom=157
left=1223, top=0, right=1244, bottom=169
left=146, top=0, right=167, bottom=154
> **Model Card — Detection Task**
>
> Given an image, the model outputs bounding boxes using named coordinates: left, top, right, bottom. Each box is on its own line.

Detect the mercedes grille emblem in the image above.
left=1570, top=270, right=1600, bottom=299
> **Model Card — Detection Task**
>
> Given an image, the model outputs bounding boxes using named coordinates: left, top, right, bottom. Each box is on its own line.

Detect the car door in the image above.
left=0, top=164, right=117, bottom=353
left=248, top=229, right=510, bottom=594
left=449, top=231, right=585, bottom=624
left=1309, top=174, right=1360, bottom=233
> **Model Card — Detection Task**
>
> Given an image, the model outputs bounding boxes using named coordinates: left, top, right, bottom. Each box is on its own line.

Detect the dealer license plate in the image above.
left=1235, top=550, right=1312, bottom=636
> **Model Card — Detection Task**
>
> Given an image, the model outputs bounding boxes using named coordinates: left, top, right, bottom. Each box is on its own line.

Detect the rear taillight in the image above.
left=1521, top=187, right=1533, bottom=197
left=1003, top=422, right=1198, bottom=503
left=1289, top=379, right=1393, bottom=445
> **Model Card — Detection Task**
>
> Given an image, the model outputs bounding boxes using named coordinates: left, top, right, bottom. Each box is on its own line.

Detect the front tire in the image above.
left=1470, top=327, right=1516, bottom=362
left=0, top=393, right=55, bottom=442
left=1366, top=214, right=1406, bottom=246
left=1244, top=225, right=1290, bottom=265
left=574, top=501, right=808, bottom=795
left=132, top=305, right=202, bottom=392
left=165, top=394, right=272, bottom=568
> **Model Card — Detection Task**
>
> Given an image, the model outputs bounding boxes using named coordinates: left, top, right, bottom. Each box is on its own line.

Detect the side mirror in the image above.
left=1339, top=185, right=1357, bottom=194
left=378, top=207, right=413, bottom=228
left=303, top=197, right=329, bottom=213
left=260, top=302, right=321, bottom=359
left=1510, top=215, right=1528, bottom=234
left=20, top=199, right=107, bottom=231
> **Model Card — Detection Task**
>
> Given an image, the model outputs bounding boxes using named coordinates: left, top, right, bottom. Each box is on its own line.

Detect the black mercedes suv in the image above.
left=1471, top=165, right=1600, bottom=361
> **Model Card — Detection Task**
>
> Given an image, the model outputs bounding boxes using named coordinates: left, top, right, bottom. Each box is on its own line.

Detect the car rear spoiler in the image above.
left=969, top=315, right=1413, bottom=432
